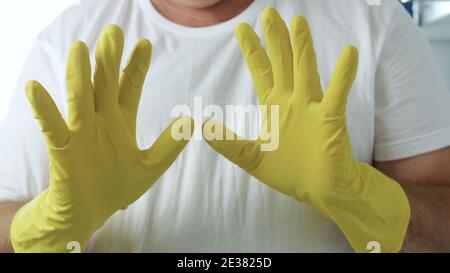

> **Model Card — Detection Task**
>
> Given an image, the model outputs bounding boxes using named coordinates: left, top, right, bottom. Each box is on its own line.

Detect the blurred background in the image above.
left=414, top=0, right=450, bottom=88
left=0, top=0, right=78, bottom=121
left=0, top=0, right=449, bottom=122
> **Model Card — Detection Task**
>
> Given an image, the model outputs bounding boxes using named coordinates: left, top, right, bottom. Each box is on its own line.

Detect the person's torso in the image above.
left=39, top=0, right=394, bottom=252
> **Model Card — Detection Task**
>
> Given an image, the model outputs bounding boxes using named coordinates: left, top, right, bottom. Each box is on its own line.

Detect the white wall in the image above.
left=0, top=0, right=78, bottom=122
left=429, top=42, right=450, bottom=88
left=421, top=15, right=450, bottom=89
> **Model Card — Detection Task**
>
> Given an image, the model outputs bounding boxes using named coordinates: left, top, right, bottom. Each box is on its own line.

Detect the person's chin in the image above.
left=168, top=0, right=225, bottom=9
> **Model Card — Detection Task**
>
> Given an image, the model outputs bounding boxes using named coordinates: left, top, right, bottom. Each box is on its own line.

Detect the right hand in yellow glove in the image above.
left=11, top=25, right=194, bottom=252
left=203, top=8, right=410, bottom=252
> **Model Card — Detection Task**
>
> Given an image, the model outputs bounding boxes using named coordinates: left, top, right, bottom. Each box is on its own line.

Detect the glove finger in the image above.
left=93, top=24, right=124, bottom=113
left=26, top=81, right=70, bottom=148
left=236, top=23, right=273, bottom=103
left=262, top=8, right=293, bottom=93
left=290, top=16, right=323, bottom=103
left=322, top=46, right=359, bottom=116
left=119, top=39, right=152, bottom=138
left=202, top=120, right=261, bottom=174
left=66, top=41, right=94, bottom=130
left=141, top=116, right=194, bottom=179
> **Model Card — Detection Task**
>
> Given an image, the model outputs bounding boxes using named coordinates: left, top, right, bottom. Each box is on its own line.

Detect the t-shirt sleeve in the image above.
left=374, top=3, right=450, bottom=161
left=0, top=38, right=65, bottom=202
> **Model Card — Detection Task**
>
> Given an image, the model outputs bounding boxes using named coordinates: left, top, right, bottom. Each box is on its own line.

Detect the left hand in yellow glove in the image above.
left=10, top=25, right=193, bottom=252
left=203, top=8, right=410, bottom=252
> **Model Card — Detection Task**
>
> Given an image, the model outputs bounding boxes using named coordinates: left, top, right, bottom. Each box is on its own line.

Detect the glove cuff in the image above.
left=10, top=190, right=95, bottom=253
left=309, top=162, right=411, bottom=253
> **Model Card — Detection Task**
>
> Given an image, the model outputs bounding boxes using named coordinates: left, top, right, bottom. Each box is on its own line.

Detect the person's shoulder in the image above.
left=36, top=0, right=139, bottom=50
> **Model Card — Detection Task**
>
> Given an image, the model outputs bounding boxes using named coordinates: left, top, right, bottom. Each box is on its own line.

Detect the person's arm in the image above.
left=0, top=202, right=25, bottom=253
left=375, top=146, right=450, bottom=252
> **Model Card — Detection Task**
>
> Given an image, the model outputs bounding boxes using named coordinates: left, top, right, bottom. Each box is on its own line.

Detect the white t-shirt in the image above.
left=1, top=0, right=450, bottom=252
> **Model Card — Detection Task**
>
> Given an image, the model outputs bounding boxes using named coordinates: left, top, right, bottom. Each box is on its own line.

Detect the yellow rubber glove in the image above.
left=203, top=8, right=410, bottom=252
left=10, top=25, right=194, bottom=252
